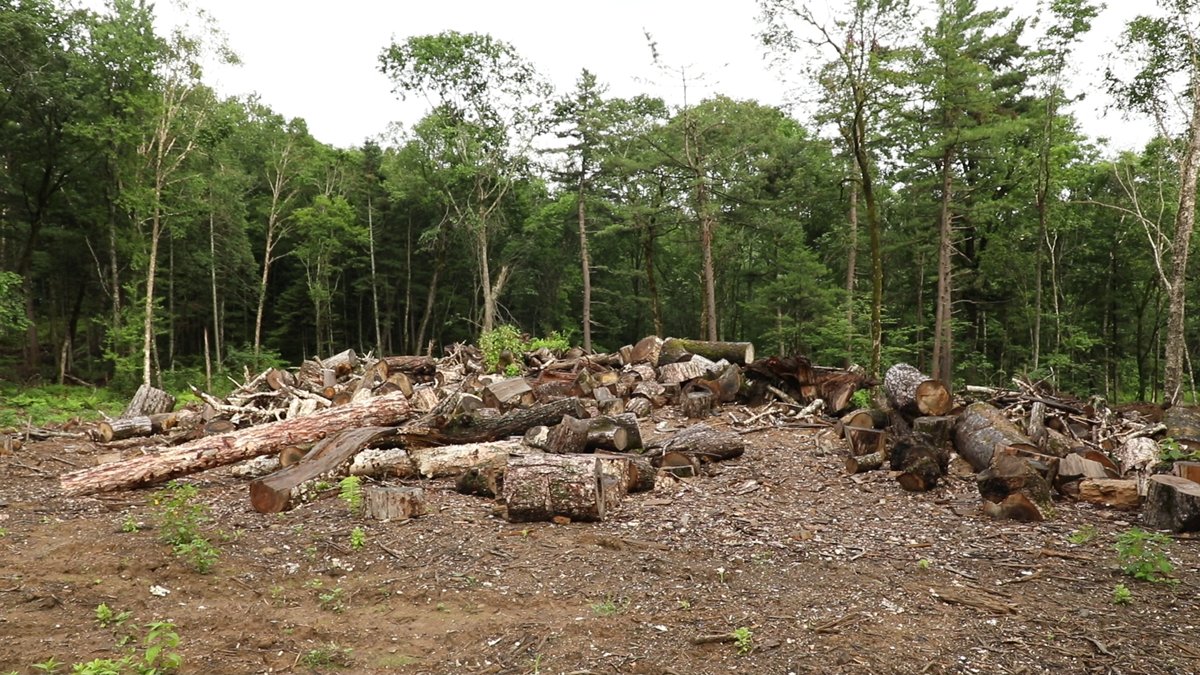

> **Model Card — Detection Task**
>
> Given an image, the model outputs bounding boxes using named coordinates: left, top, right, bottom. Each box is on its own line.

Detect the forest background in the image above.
left=4, top=0, right=1200, bottom=416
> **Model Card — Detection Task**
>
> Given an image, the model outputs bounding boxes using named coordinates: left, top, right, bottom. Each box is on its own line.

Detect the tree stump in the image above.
left=121, top=384, right=176, bottom=419
left=364, top=486, right=426, bottom=521
left=1142, top=475, right=1200, bottom=532
left=503, top=453, right=607, bottom=523
left=681, top=390, right=714, bottom=419
left=884, top=363, right=952, bottom=419
left=912, top=415, right=956, bottom=450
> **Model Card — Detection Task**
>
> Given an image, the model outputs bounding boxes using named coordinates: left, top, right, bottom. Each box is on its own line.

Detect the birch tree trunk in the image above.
left=1164, top=81, right=1200, bottom=405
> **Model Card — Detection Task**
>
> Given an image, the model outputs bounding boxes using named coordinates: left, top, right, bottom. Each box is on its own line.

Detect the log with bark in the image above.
left=457, top=466, right=503, bottom=497
left=121, top=384, right=176, bottom=419
left=660, top=424, right=744, bottom=463
left=890, top=440, right=949, bottom=492
left=481, top=377, right=534, bottom=411
left=743, top=355, right=873, bottom=414
left=396, top=396, right=583, bottom=449
left=954, top=402, right=1040, bottom=472
left=249, top=426, right=397, bottom=513
left=659, top=338, right=755, bottom=366
left=977, top=453, right=1052, bottom=521
left=502, top=453, right=607, bottom=523
left=594, top=452, right=657, bottom=493
left=408, top=439, right=521, bottom=478
left=658, top=359, right=708, bottom=386
left=681, top=390, right=714, bottom=419
left=347, top=447, right=415, bottom=479
left=60, top=391, right=412, bottom=495
left=626, top=397, right=652, bottom=419
left=629, top=336, right=663, bottom=366
left=884, top=363, right=952, bottom=419
left=364, top=486, right=426, bottom=520
left=912, top=415, right=956, bottom=451
left=845, top=450, right=886, bottom=474
left=590, top=413, right=642, bottom=451
left=1164, top=406, right=1200, bottom=453
left=1142, top=474, right=1200, bottom=532
left=97, top=413, right=180, bottom=443
left=546, top=415, right=591, bottom=454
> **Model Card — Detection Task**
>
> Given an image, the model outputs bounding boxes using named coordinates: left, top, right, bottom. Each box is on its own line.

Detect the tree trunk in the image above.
left=502, top=453, right=607, bottom=523
left=60, top=391, right=412, bottom=495
left=1165, top=81, right=1200, bottom=405
left=932, top=146, right=955, bottom=389
left=142, top=203, right=161, bottom=387
left=397, top=397, right=584, bottom=448
left=578, top=182, right=592, bottom=352
left=659, top=338, right=755, bottom=366
left=408, top=439, right=520, bottom=478
left=698, top=178, right=719, bottom=342
left=367, top=194, right=383, bottom=354
left=954, top=402, right=1039, bottom=472
left=846, top=179, right=858, bottom=367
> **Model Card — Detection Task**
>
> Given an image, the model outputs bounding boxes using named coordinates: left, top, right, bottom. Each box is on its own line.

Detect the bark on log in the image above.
left=681, top=390, right=714, bottom=419
left=843, top=425, right=886, bottom=457
left=658, top=360, right=707, bottom=385
left=397, top=397, right=583, bottom=449
left=249, top=426, right=397, bottom=513
left=626, top=397, right=652, bottom=419
left=661, top=424, right=744, bottom=463
left=266, top=368, right=296, bottom=391
left=98, top=413, right=179, bottom=443
left=364, top=486, right=426, bottom=520
left=523, top=425, right=551, bottom=451
left=884, top=363, right=952, bottom=418
left=954, top=402, right=1039, bottom=472
left=228, top=454, right=280, bottom=479
left=408, top=439, right=520, bottom=478
left=381, top=355, right=437, bottom=377
left=594, top=452, right=656, bottom=493
left=60, top=391, right=412, bottom=495
left=660, top=338, right=755, bottom=366
left=482, top=377, right=534, bottom=411
left=890, top=441, right=949, bottom=492
left=409, top=386, right=439, bottom=413
left=596, top=392, right=625, bottom=416
left=585, top=417, right=629, bottom=452
left=547, top=415, right=591, bottom=454
left=457, top=467, right=503, bottom=497
left=279, top=445, right=307, bottom=467
left=845, top=450, right=885, bottom=474
left=1142, top=474, right=1200, bottom=532
left=630, top=336, right=663, bottom=366
left=658, top=451, right=701, bottom=477
left=1164, top=406, right=1200, bottom=453
left=912, top=415, right=956, bottom=450
left=840, top=408, right=889, bottom=430
left=122, top=384, right=176, bottom=418
left=977, top=453, right=1051, bottom=519
left=347, top=447, right=415, bottom=478
left=592, top=414, right=642, bottom=451
left=503, top=453, right=607, bottom=523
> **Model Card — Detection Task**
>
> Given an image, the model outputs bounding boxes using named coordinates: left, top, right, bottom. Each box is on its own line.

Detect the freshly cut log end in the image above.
left=1078, top=478, right=1141, bottom=511
left=914, top=380, right=953, bottom=416
left=502, top=453, right=607, bottom=523
left=547, top=415, right=591, bottom=454
left=265, top=368, right=296, bottom=391
left=891, top=441, right=949, bottom=492
left=657, top=451, right=700, bottom=478
left=1142, top=475, right=1200, bottom=532
left=884, top=363, right=951, bottom=418
left=364, top=486, right=426, bottom=520
left=279, top=446, right=306, bottom=468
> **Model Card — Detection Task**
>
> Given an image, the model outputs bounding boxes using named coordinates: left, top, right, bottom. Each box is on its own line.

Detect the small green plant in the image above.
left=1158, top=437, right=1200, bottom=462
left=41, top=620, right=181, bottom=674
left=318, top=586, right=347, bottom=613
left=1067, top=525, right=1098, bottom=545
left=94, top=603, right=132, bottom=628
left=120, top=516, right=140, bottom=533
left=850, top=388, right=873, bottom=409
left=338, top=476, right=363, bottom=514
left=299, top=643, right=353, bottom=668
left=731, top=626, right=754, bottom=655
left=917, top=558, right=931, bottom=570
left=30, top=657, right=61, bottom=673
left=1112, top=583, right=1133, bottom=605
left=677, top=599, right=691, bottom=610
left=591, top=595, right=623, bottom=616
left=1115, top=528, right=1177, bottom=583
left=173, top=538, right=219, bottom=574
left=153, top=482, right=219, bottom=573
left=0, top=528, right=7, bottom=538
left=349, top=526, right=366, bottom=550
left=504, top=363, right=522, bottom=377
left=480, top=325, right=525, bottom=373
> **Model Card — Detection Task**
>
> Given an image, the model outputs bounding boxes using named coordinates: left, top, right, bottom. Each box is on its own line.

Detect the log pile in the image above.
left=62, top=337, right=875, bottom=525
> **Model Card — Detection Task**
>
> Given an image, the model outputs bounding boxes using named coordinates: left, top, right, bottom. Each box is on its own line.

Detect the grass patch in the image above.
left=0, top=383, right=125, bottom=428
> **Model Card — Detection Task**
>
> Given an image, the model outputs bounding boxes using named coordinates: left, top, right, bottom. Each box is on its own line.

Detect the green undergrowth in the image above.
left=0, top=383, right=126, bottom=429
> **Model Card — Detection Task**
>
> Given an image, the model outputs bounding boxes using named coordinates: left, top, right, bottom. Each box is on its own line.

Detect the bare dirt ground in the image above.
left=2, top=412, right=1198, bottom=675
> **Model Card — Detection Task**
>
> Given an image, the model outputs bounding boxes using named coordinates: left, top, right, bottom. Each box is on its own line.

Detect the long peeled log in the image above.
left=60, top=391, right=412, bottom=495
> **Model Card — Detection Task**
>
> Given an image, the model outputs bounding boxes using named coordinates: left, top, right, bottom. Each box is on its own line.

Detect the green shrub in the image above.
left=1115, top=528, right=1176, bottom=583
left=154, top=482, right=219, bottom=574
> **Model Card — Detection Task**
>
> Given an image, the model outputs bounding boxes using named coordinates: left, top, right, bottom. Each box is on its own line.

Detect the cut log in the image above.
left=364, top=486, right=426, bottom=520
left=396, top=396, right=582, bottom=448
left=661, top=424, right=744, bottom=463
left=1078, top=478, right=1141, bottom=511
left=912, top=415, right=956, bottom=450
left=1056, top=452, right=1110, bottom=485
left=890, top=441, right=949, bottom=492
left=630, top=336, right=664, bottom=366
left=1142, top=474, right=1200, bottom=532
left=384, top=371, right=415, bottom=397
left=658, top=360, right=707, bottom=386
left=203, top=419, right=237, bottom=435
left=503, top=453, right=607, bottom=523
left=523, top=425, right=551, bottom=451
left=843, top=424, right=885, bottom=458
left=1174, top=461, right=1200, bottom=484
left=121, top=384, right=176, bottom=418
left=481, top=377, right=534, bottom=411
left=381, top=355, right=437, bottom=377
left=1164, top=405, right=1200, bottom=453
left=249, top=426, right=397, bottom=513
left=279, top=445, right=307, bottom=468
left=884, top=363, right=952, bottom=418
left=658, top=451, right=701, bottom=477
left=681, top=390, right=714, bottom=419
left=353, top=359, right=390, bottom=398
left=409, top=386, right=440, bottom=413
left=408, top=439, right=521, bottom=478
left=594, top=452, right=656, bottom=493
left=633, top=381, right=667, bottom=406
left=97, top=413, right=179, bottom=443
left=596, top=391, right=625, bottom=416
left=228, top=454, right=280, bottom=479
left=840, top=408, right=889, bottom=430
left=660, top=338, right=755, bottom=366
left=981, top=493, right=1044, bottom=522
left=60, top=391, right=412, bottom=495
left=977, top=453, right=1051, bottom=519
left=592, top=414, right=642, bottom=451
left=265, top=368, right=296, bottom=391
left=954, top=402, right=1039, bottom=472
left=347, top=447, right=415, bottom=479
left=626, top=397, right=652, bottom=419
left=585, top=416, right=629, bottom=452
left=845, top=450, right=885, bottom=474
left=457, top=466, right=503, bottom=497
left=546, top=415, right=591, bottom=454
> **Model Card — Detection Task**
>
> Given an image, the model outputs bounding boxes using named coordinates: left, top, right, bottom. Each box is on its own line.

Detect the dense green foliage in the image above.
left=2, top=0, right=1199, bottom=402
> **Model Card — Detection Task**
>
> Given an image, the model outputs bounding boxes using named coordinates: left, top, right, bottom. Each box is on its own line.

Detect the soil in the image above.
left=1, top=412, right=1198, bottom=675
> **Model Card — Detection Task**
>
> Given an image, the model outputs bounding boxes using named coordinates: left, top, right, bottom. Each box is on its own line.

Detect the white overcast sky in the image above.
left=141, top=0, right=1151, bottom=151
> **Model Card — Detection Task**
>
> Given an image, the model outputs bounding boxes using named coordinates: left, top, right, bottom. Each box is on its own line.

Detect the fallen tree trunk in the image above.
left=954, top=402, right=1039, bottom=472
left=396, top=397, right=583, bottom=448
left=661, top=424, right=744, bottom=463
left=884, top=363, right=952, bottom=418
left=347, top=447, right=415, bottom=478
left=60, top=391, right=412, bottom=495
left=97, top=413, right=179, bottom=443
left=659, top=338, right=755, bottom=366
left=249, top=426, right=397, bottom=513
left=502, top=453, right=607, bottom=523
left=408, top=439, right=521, bottom=478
